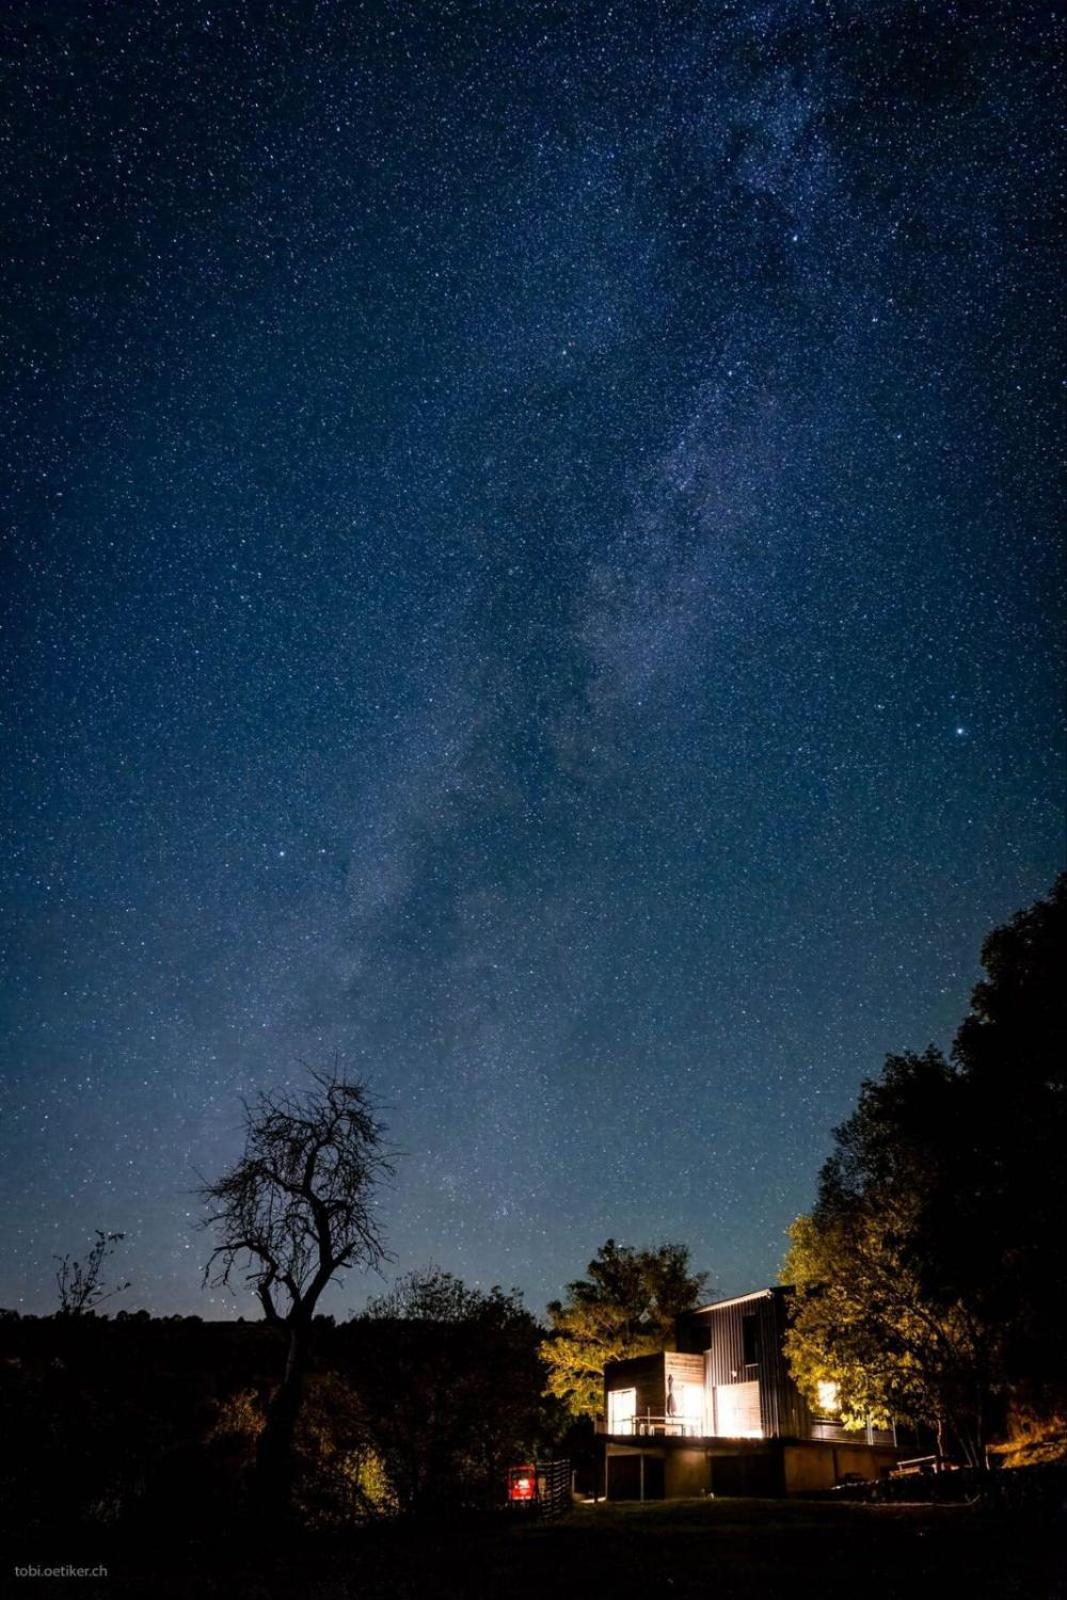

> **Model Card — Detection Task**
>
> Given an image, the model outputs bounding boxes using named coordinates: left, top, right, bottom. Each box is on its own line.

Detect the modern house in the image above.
left=601, top=1287, right=899, bottom=1499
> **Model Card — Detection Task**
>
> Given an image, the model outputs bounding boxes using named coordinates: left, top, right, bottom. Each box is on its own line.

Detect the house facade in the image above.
left=601, top=1287, right=899, bottom=1499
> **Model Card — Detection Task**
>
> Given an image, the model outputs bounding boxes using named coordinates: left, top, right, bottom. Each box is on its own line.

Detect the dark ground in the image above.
left=6, top=1497, right=1065, bottom=1600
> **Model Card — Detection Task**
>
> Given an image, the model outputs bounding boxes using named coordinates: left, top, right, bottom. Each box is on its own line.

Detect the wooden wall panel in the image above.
left=603, top=1354, right=664, bottom=1429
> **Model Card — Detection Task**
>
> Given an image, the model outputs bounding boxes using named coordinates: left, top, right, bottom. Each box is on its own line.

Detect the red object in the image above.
left=507, top=1466, right=536, bottom=1502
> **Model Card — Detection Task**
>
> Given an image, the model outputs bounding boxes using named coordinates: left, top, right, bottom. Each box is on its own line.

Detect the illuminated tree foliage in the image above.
left=783, top=1051, right=997, bottom=1458
left=785, top=876, right=1067, bottom=1467
left=542, top=1240, right=708, bottom=1419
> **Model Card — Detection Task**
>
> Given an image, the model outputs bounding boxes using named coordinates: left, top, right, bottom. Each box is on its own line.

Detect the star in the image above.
left=0, top=0, right=1059, bottom=1319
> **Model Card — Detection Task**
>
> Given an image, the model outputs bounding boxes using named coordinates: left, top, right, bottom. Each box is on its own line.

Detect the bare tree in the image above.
left=201, top=1064, right=394, bottom=1516
left=55, top=1230, right=130, bottom=1316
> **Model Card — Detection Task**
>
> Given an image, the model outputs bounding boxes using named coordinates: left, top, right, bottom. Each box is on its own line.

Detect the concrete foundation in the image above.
left=604, top=1436, right=897, bottom=1499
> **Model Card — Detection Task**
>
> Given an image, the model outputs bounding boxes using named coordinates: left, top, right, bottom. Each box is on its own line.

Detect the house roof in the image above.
left=692, top=1287, right=776, bottom=1314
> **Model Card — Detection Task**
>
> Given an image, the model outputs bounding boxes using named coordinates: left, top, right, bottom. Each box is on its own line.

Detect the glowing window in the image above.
left=714, top=1380, right=762, bottom=1438
left=608, top=1387, right=636, bottom=1434
left=816, top=1380, right=840, bottom=1415
left=677, top=1381, right=704, bottom=1428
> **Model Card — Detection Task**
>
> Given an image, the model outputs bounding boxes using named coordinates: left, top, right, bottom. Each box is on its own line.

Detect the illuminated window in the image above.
left=608, top=1387, right=636, bottom=1434
left=714, top=1380, right=762, bottom=1438
left=816, top=1380, right=840, bottom=1416
left=677, top=1381, right=705, bottom=1432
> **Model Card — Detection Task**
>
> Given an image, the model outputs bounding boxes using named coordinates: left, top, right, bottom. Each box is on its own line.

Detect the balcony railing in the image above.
left=609, top=1410, right=704, bottom=1438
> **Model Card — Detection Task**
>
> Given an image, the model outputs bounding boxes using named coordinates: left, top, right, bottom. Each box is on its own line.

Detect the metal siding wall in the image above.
left=757, top=1295, right=780, bottom=1437
left=769, top=1290, right=808, bottom=1437
left=694, top=1292, right=809, bottom=1440
left=703, top=1300, right=750, bottom=1388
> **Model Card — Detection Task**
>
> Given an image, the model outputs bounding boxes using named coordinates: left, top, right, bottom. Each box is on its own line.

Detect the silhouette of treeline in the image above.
left=0, top=1269, right=565, bottom=1539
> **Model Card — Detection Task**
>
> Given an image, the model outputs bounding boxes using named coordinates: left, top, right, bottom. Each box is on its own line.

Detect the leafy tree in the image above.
left=783, top=1051, right=996, bottom=1461
left=348, top=1266, right=549, bottom=1512
left=542, top=1240, right=708, bottom=1419
left=55, top=1230, right=130, bottom=1317
left=201, top=1065, right=394, bottom=1517
left=784, top=877, right=1067, bottom=1467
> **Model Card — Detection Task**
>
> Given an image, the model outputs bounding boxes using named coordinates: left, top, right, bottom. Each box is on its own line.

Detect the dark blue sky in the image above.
left=1, top=0, right=1062, bottom=1318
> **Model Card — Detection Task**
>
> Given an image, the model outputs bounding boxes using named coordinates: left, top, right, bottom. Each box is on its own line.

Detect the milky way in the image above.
left=1, top=1, right=1062, bottom=1315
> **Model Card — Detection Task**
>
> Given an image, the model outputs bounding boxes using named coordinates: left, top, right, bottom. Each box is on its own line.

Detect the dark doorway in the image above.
left=607, top=1455, right=639, bottom=1500
left=606, top=1453, right=666, bottom=1500
left=709, top=1451, right=781, bottom=1497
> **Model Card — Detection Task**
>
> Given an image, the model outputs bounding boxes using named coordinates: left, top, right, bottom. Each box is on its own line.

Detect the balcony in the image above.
left=608, top=1410, right=704, bottom=1439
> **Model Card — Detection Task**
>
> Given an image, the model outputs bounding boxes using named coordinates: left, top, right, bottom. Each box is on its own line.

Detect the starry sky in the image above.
left=1, top=1, right=1063, bottom=1319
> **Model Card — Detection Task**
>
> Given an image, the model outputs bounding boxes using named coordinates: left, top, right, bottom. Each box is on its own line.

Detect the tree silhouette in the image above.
left=201, top=1064, right=394, bottom=1517
left=354, top=1266, right=549, bottom=1512
left=55, top=1230, right=130, bottom=1317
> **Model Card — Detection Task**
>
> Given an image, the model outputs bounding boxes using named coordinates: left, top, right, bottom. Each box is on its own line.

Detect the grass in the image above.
left=9, top=1495, right=1065, bottom=1599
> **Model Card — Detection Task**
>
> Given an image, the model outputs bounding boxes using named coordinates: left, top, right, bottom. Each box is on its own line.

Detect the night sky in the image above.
left=1, top=2, right=1062, bottom=1319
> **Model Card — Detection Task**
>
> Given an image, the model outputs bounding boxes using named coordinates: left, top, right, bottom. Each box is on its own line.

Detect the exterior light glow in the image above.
left=714, top=1380, right=762, bottom=1438
left=608, top=1387, right=637, bottom=1435
left=817, top=1380, right=840, bottom=1415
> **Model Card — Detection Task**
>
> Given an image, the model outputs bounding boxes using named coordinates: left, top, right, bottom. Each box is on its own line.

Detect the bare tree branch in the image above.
left=55, top=1231, right=131, bottom=1317
left=199, top=1064, right=395, bottom=1323
left=198, top=1061, right=397, bottom=1517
